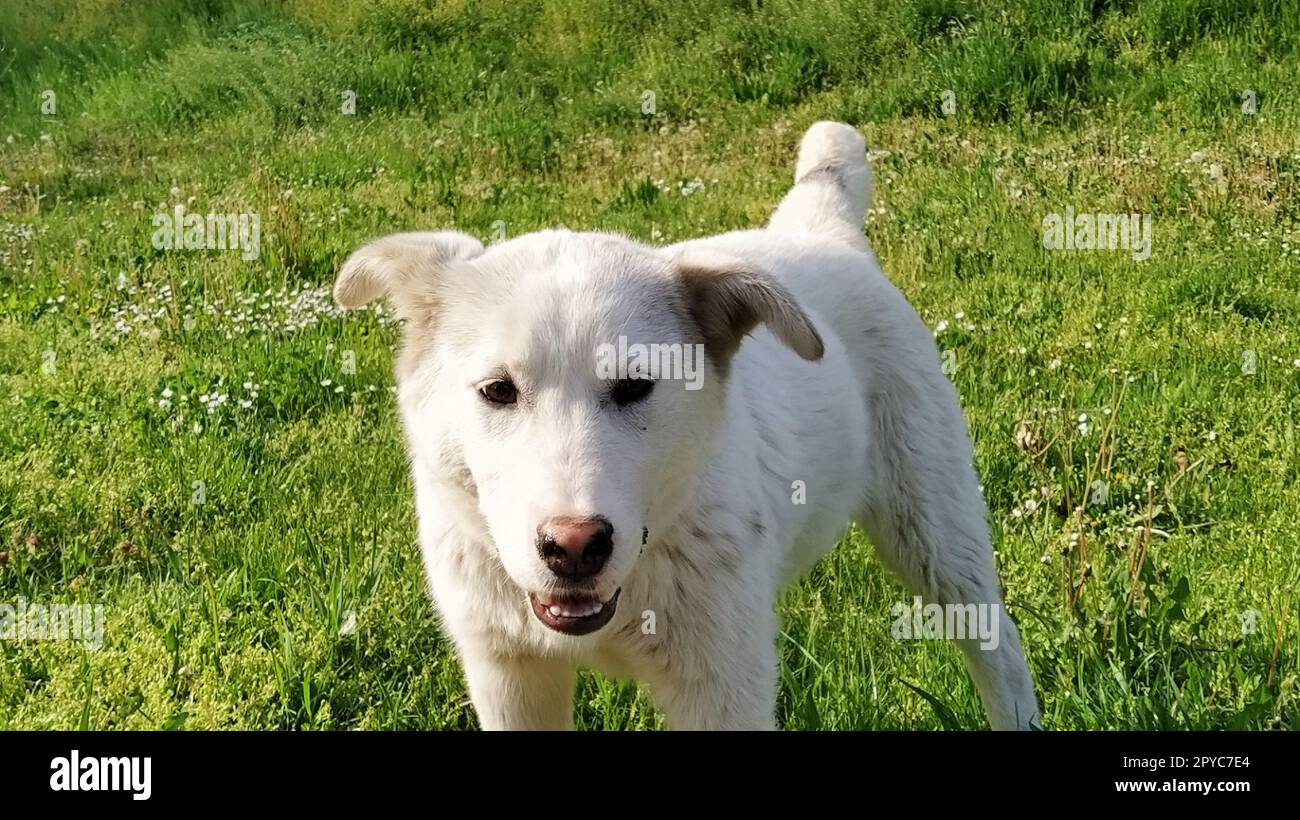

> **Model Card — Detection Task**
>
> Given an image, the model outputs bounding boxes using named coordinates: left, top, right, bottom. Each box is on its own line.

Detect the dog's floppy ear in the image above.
left=334, top=231, right=484, bottom=319
left=672, top=249, right=824, bottom=364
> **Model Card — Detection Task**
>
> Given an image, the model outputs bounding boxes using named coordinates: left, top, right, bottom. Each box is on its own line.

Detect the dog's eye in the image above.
left=610, top=377, right=655, bottom=406
left=478, top=379, right=518, bottom=405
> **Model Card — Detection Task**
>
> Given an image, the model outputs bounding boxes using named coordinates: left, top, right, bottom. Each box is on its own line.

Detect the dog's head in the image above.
left=335, top=229, right=821, bottom=637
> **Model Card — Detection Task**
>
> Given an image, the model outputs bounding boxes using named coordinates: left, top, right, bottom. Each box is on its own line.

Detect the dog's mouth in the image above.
left=529, top=588, right=621, bottom=636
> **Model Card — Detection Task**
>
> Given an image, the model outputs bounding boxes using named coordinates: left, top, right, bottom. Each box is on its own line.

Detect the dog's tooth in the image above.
left=542, top=598, right=605, bottom=619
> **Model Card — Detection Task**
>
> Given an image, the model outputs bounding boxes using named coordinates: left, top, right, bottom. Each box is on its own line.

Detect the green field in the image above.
left=1, top=0, right=1297, bottom=729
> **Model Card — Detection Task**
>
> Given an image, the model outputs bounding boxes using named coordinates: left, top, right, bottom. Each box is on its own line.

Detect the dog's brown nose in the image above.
left=537, top=516, right=613, bottom=580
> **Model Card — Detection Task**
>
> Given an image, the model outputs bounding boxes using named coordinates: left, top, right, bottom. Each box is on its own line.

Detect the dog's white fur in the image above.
left=334, top=121, right=1040, bottom=730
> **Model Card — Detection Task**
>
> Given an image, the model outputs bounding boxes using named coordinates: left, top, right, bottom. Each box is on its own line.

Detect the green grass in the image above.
left=1, top=0, right=1298, bottom=729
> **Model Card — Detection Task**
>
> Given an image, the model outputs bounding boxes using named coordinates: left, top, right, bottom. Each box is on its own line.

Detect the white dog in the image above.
left=334, top=121, right=1040, bottom=730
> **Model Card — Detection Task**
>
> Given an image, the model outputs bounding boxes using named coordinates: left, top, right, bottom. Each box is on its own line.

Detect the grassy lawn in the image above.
left=1, top=0, right=1297, bottom=729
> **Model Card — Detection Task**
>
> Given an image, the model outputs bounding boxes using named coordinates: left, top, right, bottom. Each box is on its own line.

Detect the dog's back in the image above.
left=664, top=123, right=917, bottom=580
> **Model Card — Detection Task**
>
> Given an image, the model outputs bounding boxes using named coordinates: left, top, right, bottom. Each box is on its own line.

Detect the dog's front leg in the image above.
left=649, top=608, right=781, bottom=731
left=460, top=648, right=577, bottom=730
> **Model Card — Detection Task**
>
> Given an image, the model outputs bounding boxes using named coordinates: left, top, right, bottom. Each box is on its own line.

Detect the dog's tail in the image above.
left=768, top=121, right=872, bottom=252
